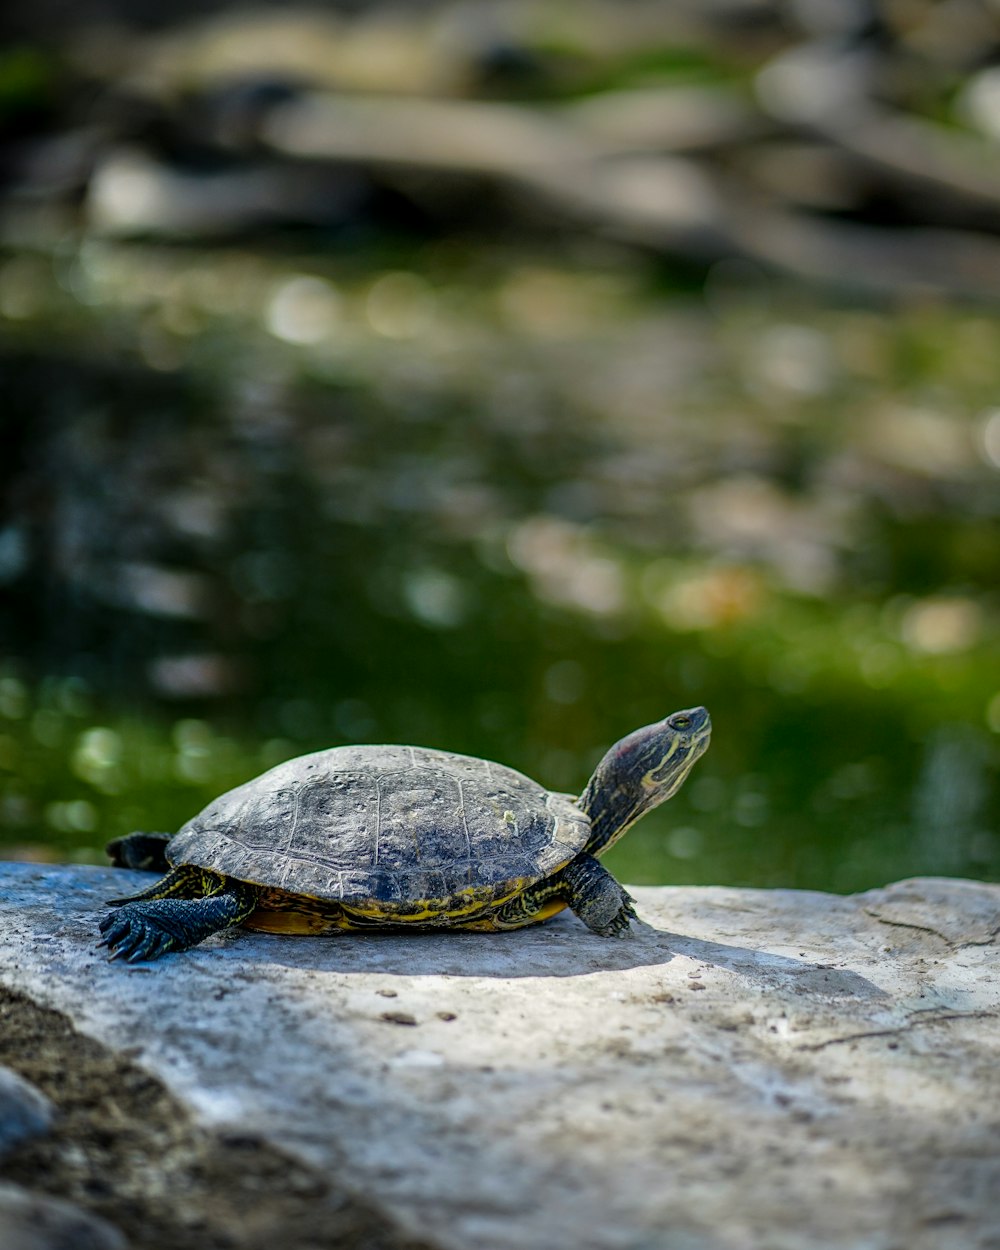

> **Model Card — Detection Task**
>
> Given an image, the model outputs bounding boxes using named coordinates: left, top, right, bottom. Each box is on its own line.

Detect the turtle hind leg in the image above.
left=106, top=832, right=173, bottom=872
left=105, top=863, right=222, bottom=908
left=99, top=881, right=258, bottom=963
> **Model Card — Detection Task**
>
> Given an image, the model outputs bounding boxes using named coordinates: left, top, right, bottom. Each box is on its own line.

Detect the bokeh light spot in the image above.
left=266, top=275, right=342, bottom=345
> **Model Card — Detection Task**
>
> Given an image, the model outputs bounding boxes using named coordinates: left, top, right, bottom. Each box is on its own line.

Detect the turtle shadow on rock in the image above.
left=643, top=927, right=889, bottom=1000
left=211, top=912, right=888, bottom=1000
left=48, top=867, right=882, bottom=1000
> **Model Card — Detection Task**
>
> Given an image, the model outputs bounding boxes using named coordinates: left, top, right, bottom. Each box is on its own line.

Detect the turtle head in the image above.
left=579, top=707, right=711, bottom=855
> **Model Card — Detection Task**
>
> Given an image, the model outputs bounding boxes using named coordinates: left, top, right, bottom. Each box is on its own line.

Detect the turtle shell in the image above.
left=165, top=744, right=590, bottom=915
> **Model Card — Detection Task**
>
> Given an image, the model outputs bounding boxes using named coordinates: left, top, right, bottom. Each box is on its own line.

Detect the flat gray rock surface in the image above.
left=1, top=862, right=998, bottom=1250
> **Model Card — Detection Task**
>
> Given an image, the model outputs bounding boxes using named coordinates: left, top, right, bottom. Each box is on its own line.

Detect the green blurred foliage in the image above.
left=0, top=2, right=998, bottom=890
left=0, top=241, right=997, bottom=891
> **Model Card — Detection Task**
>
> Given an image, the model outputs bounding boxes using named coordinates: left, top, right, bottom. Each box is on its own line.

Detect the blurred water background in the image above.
left=0, top=0, right=998, bottom=891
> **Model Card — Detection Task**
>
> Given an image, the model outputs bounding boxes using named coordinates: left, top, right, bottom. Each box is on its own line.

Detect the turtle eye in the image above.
left=671, top=714, right=691, bottom=729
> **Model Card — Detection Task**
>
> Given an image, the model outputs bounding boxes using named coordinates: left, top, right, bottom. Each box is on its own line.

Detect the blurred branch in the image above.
left=262, top=92, right=595, bottom=176
left=758, top=43, right=1000, bottom=215
left=258, top=88, right=1000, bottom=299
left=4, top=4, right=1000, bottom=300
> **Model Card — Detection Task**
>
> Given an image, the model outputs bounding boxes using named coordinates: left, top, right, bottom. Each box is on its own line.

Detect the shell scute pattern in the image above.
left=166, top=744, right=590, bottom=910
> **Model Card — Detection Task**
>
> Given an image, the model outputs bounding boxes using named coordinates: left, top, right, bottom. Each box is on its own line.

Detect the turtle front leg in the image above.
left=558, top=853, right=637, bottom=937
left=99, top=881, right=258, bottom=963
left=493, top=853, right=636, bottom=937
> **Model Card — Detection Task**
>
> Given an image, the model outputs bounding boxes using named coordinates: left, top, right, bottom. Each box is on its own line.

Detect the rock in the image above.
left=0, top=1066, right=53, bottom=1159
left=0, top=993, right=126, bottom=1250
left=0, top=1182, right=126, bottom=1250
left=1, top=861, right=999, bottom=1250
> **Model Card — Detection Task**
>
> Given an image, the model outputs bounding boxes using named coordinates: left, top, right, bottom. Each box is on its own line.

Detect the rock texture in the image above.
left=0, top=1182, right=127, bottom=1250
left=0, top=1066, right=52, bottom=1157
left=0, top=1037, right=126, bottom=1250
left=1, top=862, right=998, bottom=1250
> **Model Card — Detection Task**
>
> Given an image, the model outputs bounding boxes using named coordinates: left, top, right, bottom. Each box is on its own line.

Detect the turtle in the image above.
left=99, top=705, right=711, bottom=962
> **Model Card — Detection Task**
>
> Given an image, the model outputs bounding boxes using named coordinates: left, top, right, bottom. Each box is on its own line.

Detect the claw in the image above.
left=99, top=912, right=131, bottom=943
left=119, top=936, right=142, bottom=960
left=125, top=926, right=166, bottom=963
left=98, top=901, right=181, bottom=963
left=602, top=908, right=635, bottom=938
left=97, top=885, right=252, bottom=962
left=99, top=908, right=145, bottom=961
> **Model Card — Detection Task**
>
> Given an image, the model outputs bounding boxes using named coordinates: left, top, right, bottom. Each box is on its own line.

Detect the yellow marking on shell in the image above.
left=248, top=908, right=339, bottom=935
left=245, top=877, right=543, bottom=932
left=396, top=898, right=567, bottom=933
left=340, top=882, right=533, bottom=924
left=493, top=898, right=566, bottom=928
left=246, top=902, right=567, bottom=935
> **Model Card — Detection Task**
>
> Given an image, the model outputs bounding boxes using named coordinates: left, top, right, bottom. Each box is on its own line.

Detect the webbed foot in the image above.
left=561, top=854, right=638, bottom=938
left=596, top=891, right=638, bottom=938
left=98, top=886, right=258, bottom=963
left=99, top=900, right=193, bottom=962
